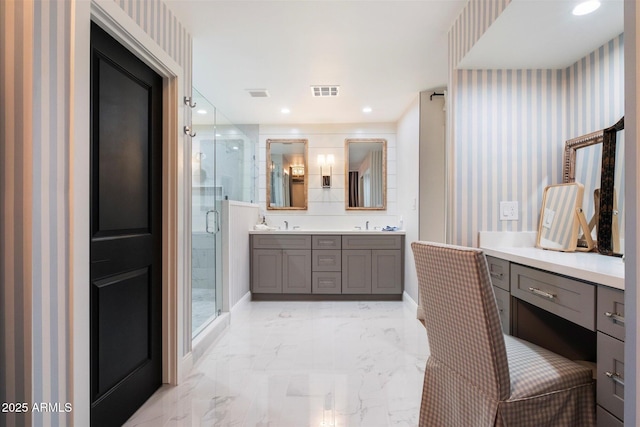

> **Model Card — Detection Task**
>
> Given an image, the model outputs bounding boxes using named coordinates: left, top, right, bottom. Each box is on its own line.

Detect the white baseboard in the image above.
left=232, top=291, right=251, bottom=315
left=178, top=352, right=194, bottom=384
left=403, top=291, right=418, bottom=312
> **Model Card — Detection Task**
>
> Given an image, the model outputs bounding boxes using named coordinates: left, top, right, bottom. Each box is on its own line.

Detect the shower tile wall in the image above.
left=192, top=233, right=215, bottom=289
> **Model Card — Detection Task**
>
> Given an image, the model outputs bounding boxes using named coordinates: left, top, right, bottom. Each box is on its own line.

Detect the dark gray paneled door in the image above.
left=90, top=22, right=163, bottom=427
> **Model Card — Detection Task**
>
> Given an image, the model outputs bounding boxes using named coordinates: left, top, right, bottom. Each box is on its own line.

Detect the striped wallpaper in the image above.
left=448, top=1, right=625, bottom=246
left=1, top=2, right=35, bottom=426
left=2, top=0, right=192, bottom=425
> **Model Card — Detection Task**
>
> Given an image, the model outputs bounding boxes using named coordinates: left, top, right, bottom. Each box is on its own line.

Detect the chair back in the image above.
left=411, top=241, right=510, bottom=400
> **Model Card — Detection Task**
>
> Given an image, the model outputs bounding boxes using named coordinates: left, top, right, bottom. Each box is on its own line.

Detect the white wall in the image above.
left=419, top=90, right=447, bottom=243
left=396, top=97, right=421, bottom=302
left=258, top=123, right=400, bottom=230
left=222, top=201, right=259, bottom=310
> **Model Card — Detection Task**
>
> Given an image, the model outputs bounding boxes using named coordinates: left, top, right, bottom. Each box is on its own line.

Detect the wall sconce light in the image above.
left=317, top=154, right=334, bottom=188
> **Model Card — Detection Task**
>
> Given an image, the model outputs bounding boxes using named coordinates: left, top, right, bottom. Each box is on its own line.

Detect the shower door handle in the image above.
left=206, top=209, right=220, bottom=234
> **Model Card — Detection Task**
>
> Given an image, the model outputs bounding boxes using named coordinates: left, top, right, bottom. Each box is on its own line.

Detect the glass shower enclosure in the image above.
left=190, top=88, right=257, bottom=338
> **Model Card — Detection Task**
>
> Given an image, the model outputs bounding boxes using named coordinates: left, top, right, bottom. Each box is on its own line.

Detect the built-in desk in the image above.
left=480, top=232, right=625, bottom=427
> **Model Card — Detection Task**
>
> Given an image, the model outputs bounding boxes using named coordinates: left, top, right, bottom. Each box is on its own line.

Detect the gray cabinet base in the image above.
left=251, top=293, right=402, bottom=302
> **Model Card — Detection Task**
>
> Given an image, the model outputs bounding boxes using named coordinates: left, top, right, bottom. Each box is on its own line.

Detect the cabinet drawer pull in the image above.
left=604, top=312, right=625, bottom=324
left=605, top=371, right=625, bottom=387
left=528, top=287, right=556, bottom=299
left=490, top=272, right=503, bottom=280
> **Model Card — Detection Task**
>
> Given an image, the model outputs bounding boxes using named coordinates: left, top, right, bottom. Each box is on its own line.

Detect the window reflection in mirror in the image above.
left=345, top=138, right=386, bottom=210
left=266, top=139, right=308, bottom=210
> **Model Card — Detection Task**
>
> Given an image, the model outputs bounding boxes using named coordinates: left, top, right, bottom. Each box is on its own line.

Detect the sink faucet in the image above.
left=366, top=221, right=369, bottom=230
left=284, top=220, right=289, bottom=230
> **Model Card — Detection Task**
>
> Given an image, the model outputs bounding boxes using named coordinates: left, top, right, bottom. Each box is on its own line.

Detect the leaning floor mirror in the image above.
left=563, top=129, right=604, bottom=248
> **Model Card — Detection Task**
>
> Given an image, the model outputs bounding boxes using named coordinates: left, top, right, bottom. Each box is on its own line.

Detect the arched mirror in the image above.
left=266, top=139, right=308, bottom=210
left=345, top=138, right=387, bottom=210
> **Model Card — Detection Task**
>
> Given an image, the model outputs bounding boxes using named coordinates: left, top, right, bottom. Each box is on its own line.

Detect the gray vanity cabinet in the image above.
left=486, top=255, right=511, bottom=334
left=342, top=235, right=403, bottom=295
left=251, top=233, right=404, bottom=297
left=251, top=235, right=311, bottom=294
left=596, top=286, right=625, bottom=426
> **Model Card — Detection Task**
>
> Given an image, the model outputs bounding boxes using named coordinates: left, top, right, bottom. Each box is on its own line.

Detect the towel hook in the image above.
left=184, top=126, right=196, bottom=138
left=184, top=96, right=197, bottom=109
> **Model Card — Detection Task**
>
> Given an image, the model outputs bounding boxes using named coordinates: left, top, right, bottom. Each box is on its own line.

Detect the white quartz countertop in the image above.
left=479, top=232, right=624, bottom=290
left=249, top=229, right=406, bottom=235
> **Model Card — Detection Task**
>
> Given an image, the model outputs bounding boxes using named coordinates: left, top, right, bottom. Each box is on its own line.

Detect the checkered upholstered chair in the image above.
left=411, top=241, right=595, bottom=427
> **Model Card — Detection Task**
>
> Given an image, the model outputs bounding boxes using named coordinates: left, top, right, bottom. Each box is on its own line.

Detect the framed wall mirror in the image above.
left=562, top=129, right=604, bottom=246
left=266, top=139, right=308, bottom=210
left=345, top=138, right=387, bottom=210
left=598, top=117, right=624, bottom=256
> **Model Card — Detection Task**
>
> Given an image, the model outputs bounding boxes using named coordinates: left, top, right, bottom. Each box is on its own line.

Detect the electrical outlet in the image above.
left=500, top=201, right=518, bottom=221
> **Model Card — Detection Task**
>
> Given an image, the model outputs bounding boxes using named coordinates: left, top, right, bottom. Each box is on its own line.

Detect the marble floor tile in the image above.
left=124, top=300, right=429, bottom=427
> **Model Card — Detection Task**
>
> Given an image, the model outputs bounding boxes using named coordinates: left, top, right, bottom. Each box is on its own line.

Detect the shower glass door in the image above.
left=191, top=89, right=222, bottom=337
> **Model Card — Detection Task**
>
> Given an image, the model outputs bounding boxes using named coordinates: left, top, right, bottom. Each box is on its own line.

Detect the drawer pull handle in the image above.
left=604, top=312, right=625, bottom=324
left=490, top=272, right=503, bottom=280
left=605, top=371, right=625, bottom=387
left=528, top=287, right=556, bottom=299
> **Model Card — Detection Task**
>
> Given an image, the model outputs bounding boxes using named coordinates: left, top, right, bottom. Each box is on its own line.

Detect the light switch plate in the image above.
left=500, top=201, right=518, bottom=221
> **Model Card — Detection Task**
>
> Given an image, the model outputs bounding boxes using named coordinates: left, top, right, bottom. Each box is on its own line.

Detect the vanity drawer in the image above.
left=312, top=235, right=341, bottom=250
left=312, top=272, right=342, bottom=294
left=342, top=235, right=402, bottom=250
left=597, top=406, right=623, bottom=427
left=252, top=234, right=311, bottom=249
left=312, top=250, right=342, bottom=271
left=493, top=286, right=511, bottom=335
left=486, top=256, right=510, bottom=291
left=597, top=286, right=625, bottom=342
left=597, top=332, right=624, bottom=421
left=511, top=264, right=595, bottom=331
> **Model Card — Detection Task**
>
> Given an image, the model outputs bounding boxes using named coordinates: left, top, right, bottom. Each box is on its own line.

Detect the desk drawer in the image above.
left=597, top=286, right=625, bottom=342
left=597, top=406, right=622, bottom=427
left=487, top=256, right=510, bottom=291
left=312, top=250, right=341, bottom=272
left=312, top=235, right=341, bottom=250
left=511, top=264, right=595, bottom=331
left=252, top=234, right=311, bottom=249
left=597, top=332, right=624, bottom=421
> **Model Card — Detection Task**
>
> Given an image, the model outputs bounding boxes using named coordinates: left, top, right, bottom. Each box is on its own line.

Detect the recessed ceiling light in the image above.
left=362, top=107, right=372, bottom=113
left=572, top=0, right=601, bottom=16
left=281, top=108, right=291, bottom=114
left=197, top=109, right=207, bottom=115
left=232, top=146, right=239, bottom=150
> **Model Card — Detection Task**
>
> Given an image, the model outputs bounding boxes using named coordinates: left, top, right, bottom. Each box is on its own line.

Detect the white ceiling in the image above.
left=458, top=0, right=624, bottom=70
left=167, top=0, right=624, bottom=125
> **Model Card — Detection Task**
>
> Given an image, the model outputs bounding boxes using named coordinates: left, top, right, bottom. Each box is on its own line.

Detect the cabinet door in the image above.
left=342, top=250, right=372, bottom=294
left=282, top=250, right=312, bottom=293
left=371, top=250, right=402, bottom=294
left=252, top=249, right=283, bottom=293
left=493, top=286, right=511, bottom=334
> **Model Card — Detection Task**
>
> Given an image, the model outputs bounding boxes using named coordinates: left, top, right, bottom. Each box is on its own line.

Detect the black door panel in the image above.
left=90, top=22, right=162, bottom=427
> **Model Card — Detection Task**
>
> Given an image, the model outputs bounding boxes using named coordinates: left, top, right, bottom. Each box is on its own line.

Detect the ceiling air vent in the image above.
left=246, top=89, right=270, bottom=98
left=311, top=85, right=339, bottom=97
